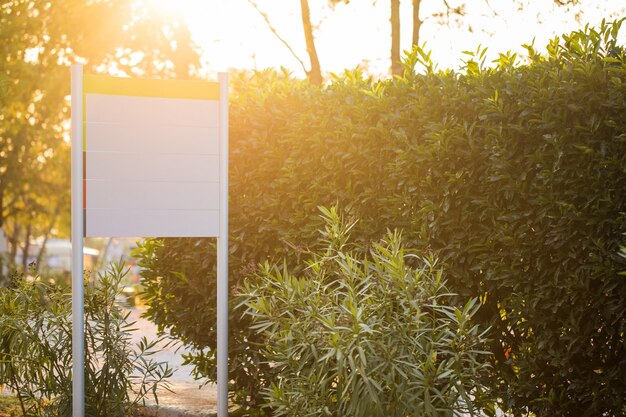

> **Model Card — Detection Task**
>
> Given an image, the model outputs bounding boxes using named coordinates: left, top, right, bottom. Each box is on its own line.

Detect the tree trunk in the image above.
left=9, top=223, right=20, bottom=266
left=21, top=222, right=31, bottom=271
left=299, top=0, right=322, bottom=84
left=34, top=234, right=47, bottom=274
left=390, top=0, right=402, bottom=76
left=34, top=206, right=60, bottom=274
left=412, top=0, right=422, bottom=47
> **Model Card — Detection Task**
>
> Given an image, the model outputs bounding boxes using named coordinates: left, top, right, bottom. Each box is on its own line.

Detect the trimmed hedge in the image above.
left=134, top=21, right=626, bottom=416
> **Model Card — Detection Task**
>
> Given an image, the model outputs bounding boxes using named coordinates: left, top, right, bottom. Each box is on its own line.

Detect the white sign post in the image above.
left=70, top=64, right=229, bottom=417
left=70, top=63, right=85, bottom=417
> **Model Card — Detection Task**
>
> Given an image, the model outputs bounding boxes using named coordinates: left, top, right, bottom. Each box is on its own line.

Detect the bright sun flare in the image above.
left=140, top=0, right=625, bottom=77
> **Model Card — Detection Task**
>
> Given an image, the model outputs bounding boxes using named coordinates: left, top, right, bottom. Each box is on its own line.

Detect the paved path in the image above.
left=127, top=307, right=218, bottom=414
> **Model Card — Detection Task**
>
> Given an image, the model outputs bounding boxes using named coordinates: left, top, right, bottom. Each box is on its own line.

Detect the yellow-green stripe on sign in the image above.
left=83, top=75, right=220, bottom=100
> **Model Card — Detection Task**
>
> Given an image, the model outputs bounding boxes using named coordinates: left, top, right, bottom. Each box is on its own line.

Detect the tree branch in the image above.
left=483, top=0, right=499, bottom=17
left=245, top=0, right=309, bottom=75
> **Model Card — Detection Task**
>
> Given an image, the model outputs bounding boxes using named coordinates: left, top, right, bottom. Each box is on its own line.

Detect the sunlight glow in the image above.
left=141, top=0, right=184, bottom=14
left=138, top=0, right=626, bottom=77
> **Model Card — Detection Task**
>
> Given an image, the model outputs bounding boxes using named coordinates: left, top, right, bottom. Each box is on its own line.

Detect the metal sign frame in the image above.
left=70, top=64, right=229, bottom=417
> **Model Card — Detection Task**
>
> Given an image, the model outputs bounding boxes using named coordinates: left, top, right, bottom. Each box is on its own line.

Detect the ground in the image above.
left=128, top=307, right=218, bottom=414
left=0, top=394, right=20, bottom=417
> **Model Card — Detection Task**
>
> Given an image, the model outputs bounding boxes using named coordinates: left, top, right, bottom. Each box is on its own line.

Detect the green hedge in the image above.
left=134, top=21, right=626, bottom=416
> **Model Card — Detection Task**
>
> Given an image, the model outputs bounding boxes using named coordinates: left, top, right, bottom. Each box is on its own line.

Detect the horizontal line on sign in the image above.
left=85, top=94, right=220, bottom=127
left=85, top=122, right=219, bottom=154
left=86, top=121, right=219, bottom=128
left=84, top=150, right=220, bottom=157
left=84, top=75, right=220, bottom=100
left=86, top=179, right=220, bottom=211
left=85, top=152, right=219, bottom=182
left=86, top=208, right=221, bottom=211
left=86, top=179, right=220, bottom=184
left=86, top=208, right=220, bottom=238
left=89, top=208, right=220, bottom=212
left=84, top=208, right=223, bottom=212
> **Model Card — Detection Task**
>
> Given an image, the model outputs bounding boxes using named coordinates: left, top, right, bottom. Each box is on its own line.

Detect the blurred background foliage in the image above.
left=134, top=20, right=626, bottom=416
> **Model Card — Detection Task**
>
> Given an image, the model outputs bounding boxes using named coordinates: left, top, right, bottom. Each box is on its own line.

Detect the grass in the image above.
left=0, top=395, right=21, bottom=417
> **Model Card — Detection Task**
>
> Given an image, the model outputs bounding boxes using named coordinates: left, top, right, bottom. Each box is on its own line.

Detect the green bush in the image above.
left=239, top=207, right=492, bottom=417
left=0, top=263, right=172, bottom=417
left=134, top=20, right=626, bottom=416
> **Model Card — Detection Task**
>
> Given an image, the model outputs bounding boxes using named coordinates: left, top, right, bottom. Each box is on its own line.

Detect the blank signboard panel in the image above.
left=83, top=75, right=222, bottom=237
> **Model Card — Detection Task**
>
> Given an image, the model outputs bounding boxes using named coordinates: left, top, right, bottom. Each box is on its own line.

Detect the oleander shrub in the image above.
left=134, top=20, right=626, bottom=416
left=0, top=263, right=172, bottom=417
left=239, top=207, right=492, bottom=417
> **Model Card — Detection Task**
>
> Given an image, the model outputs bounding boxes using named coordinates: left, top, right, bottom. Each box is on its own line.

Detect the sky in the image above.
left=147, top=0, right=625, bottom=77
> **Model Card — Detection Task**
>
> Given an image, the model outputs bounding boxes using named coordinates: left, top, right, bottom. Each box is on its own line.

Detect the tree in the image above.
left=391, top=0, right=402, bottom=75
left=412, top=0, right=421, bottom=46
left=0, top=0, right=201, bottom=274
left=247, top=0, right=348, bottom=84
left=300, top=0, right=323, bottom=84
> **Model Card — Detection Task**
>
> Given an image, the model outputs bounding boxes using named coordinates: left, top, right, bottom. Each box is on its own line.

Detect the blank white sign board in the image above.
left=82, top=75, right=223, bottom=237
